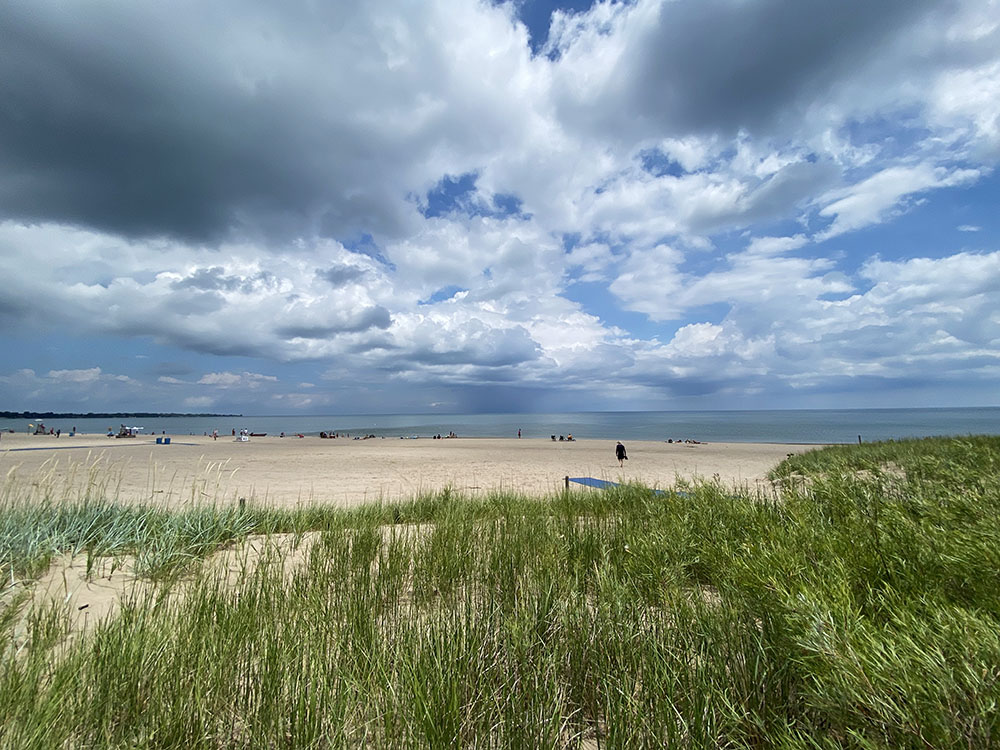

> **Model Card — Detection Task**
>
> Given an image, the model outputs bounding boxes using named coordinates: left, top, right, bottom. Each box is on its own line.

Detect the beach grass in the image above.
left=1, top=436, right=998, bottom=747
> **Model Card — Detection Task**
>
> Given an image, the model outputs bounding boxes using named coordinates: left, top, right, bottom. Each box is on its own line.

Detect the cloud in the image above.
left=318, top=263, right=369, bottom=286
left=745, top=235, right=809, bottom=256
left=183, top=396, right=216, bottom=409
left=0, top=367, right=144, bottom=409
left=275, top=307, right=392, bottom=339
left=928, top=55, right=1000, bottom=158
left=547, top=0, right=939, bottom=139
left=0, top=0, right=539, bottom=243
left=2, top=247, right=999, bottom=410
left=198, top=371, right=278, bottom=388
left=609, top=250, right=1000, bottom=403
left=46, top=368, right=103, bottom=384
left=0, top=0, right=998, bottom=411
left=0, top=224, right=406, bottom=361
left=817, top=163, right=981, bottom=238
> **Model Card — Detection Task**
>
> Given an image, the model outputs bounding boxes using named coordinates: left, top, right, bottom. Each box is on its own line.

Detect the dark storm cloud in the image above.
left=153, top=330, right=265, bottom=358
left=607, top=0, right=940, bottom=135
left=151, top=362, right=198, bottom=378
left=790, top=373, right=941, bottom=397
left=405, top=327, right=540, bottom=369
left=171, top=267, right=243, bottom=292
left=742, top=159, right=842, bottom=222
left=171, top=267, right=278, bottom=293
left=684, top=158, right=842, bottom=235
left=0, top=2, right=410, bottom=243
left=629, top=370, right=746, bottom=398
left=275, top=306, right=392, bottom=339
left=0, top=289, right=35, bottom=324
left=317, top=264, right=369, bottom=286
left=448, top=384, right=550, bottom=413
left=167, top=290, right=228, bottom=315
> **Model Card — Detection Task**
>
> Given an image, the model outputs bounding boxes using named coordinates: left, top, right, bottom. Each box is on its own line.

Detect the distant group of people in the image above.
left=12, top=421, right=641, bottom=474
left=32, top=422, right=75, bottom=437
left=9, top=425, right=650, bottom=475
left=548, top=433, right=629, bottom=467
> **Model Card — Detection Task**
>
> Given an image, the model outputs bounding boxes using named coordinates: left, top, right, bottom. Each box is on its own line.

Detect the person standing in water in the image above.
left=615, top=441, right=627, bottom=467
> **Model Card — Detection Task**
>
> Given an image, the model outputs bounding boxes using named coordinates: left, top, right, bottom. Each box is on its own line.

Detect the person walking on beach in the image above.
left=615, top=441, right=627, bottom=467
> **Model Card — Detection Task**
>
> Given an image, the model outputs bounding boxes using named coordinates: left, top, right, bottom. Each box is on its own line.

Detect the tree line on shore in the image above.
left=0, top=411, right=240, bottom=419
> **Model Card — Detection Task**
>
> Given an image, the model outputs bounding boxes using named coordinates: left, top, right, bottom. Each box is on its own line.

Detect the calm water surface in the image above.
left=3, top=408, right=999, bottom=445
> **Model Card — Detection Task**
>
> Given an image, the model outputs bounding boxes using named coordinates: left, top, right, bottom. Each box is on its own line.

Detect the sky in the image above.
left=1, top=0, right=998, bottom=415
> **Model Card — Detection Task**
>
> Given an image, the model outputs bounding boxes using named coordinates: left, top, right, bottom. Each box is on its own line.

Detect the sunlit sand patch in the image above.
left=2, top=552, right=150, bottom=653
left=2, top=532, right=323, bottom=652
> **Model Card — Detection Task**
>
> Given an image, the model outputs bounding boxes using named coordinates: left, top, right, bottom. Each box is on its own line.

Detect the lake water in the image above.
left=3, top=408, right=999, bottom=445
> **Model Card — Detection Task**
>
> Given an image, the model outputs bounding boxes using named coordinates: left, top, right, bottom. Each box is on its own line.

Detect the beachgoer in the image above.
left=615, top=441, right=627, bottom=467
left=518, top=429, right=521, bottom=439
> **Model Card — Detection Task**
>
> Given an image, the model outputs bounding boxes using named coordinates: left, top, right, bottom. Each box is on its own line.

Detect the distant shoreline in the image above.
left=2, top=407, right=997, bottom=444
left=0, top=411, right=242, bottom=419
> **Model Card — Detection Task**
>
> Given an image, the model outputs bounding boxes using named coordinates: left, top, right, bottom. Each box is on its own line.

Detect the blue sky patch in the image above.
left=341, top=233, right=396, bottom=271
left=420, top=285, right=468, bottom=305
left=422, top=172, right=529, bottom=220
left=638, top=148, right=687, bottom=178
left=513, top=0, right=599, bottom=54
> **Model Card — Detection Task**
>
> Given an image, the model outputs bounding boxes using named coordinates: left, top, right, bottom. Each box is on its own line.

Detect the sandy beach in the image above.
left=0, top=433, right=815, bottom=508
